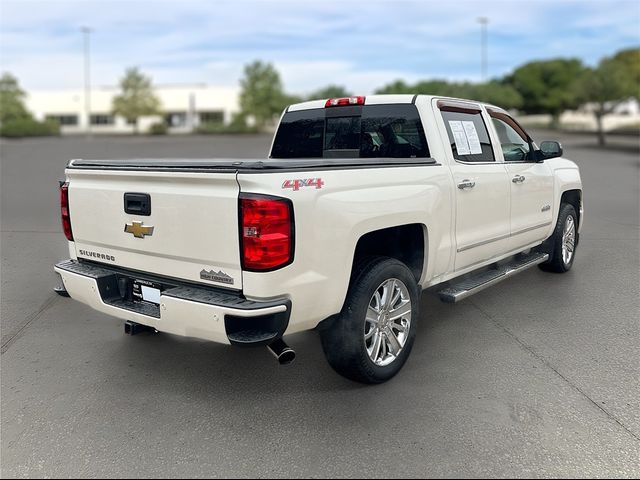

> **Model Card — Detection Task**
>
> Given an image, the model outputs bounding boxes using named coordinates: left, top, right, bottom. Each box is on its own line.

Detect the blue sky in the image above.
left=1, top=0, right=638, bottom=94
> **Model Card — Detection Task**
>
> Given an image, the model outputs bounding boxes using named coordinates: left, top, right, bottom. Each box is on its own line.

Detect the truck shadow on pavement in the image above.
left=100, top=293, right=454, bottom=398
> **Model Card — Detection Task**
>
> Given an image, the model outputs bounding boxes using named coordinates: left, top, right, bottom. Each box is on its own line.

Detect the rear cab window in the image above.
left=271, top=104, right=430, bottom=159
left=438, top=101, right=495, bottom=163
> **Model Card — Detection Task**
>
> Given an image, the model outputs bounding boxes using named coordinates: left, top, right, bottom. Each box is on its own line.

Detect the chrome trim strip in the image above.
left=457, top=221, right=552, bottom=253
left=457, top=233, right=510, bottom=252
left=511, top=221, right=552, bottom=237
left=453, top=160, right=499, bottom=166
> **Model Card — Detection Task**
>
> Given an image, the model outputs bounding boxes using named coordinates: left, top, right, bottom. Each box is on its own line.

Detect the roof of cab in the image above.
left=286, top=94, right=501, bottom=113
left=287, top=94, right=414, bottom=112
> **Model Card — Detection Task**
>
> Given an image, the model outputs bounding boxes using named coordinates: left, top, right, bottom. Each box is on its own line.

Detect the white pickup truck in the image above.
left=54, top=94, right=583, bottom=383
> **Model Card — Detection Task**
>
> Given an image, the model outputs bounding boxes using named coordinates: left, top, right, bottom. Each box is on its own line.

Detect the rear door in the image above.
left=487, top=109, right=554, bottom=249
left=436, top=100, right=511, bottom=271
left=66, top=167, right=243, bottom=289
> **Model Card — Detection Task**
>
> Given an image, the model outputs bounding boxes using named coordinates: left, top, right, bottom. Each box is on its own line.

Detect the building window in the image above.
left=90, top=114, right=114, bottom=125
left=165, top=112, right=187, bottom=127
left=199, top=111, right=224, bottom=125
left=45, top=114, right=78, bottom=126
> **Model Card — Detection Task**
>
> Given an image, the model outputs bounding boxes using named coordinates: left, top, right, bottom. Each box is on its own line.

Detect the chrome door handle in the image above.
left=512, top=175, right=525, bottom=183
left=457, top=180, right=476, bottom=190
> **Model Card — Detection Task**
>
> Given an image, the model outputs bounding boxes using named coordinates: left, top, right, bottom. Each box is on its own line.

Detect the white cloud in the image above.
left=274, top=60, right=420, bottom=95
left=1, top=0, right=638, bottom=93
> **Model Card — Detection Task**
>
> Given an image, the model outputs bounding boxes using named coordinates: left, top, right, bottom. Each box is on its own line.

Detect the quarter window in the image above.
left=441, top=109, right=494, bottom=162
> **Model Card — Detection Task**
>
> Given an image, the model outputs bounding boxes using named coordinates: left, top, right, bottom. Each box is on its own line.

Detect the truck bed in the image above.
left=68, top=157, right=438, bottom=172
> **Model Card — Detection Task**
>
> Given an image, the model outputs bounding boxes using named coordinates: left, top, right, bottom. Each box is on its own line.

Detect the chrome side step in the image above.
left=438, top=252, right=549, bottom=303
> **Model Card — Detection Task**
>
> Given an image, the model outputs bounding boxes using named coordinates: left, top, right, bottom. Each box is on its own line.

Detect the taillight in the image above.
left=60, top=181, right=73, bottom=241
left=240, top=194, right=294, bottom=271
left=325, top=96, right=365, bottom=107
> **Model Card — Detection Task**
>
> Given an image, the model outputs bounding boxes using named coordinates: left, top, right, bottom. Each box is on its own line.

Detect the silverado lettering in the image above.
left=78, top=250, right=116, bottom=262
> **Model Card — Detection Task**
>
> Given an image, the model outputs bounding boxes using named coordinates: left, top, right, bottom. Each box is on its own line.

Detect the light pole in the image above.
left=477, top=17, right=489, bottom=82
left=81, top=26, right=92, bottom=134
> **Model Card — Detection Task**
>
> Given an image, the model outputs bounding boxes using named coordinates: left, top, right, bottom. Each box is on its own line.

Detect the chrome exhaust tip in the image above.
left=267, top=338, right=296, bottom=365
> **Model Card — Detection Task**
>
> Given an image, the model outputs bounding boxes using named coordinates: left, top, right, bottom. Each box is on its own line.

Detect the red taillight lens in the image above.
left=240, top=194, right=293, bottom=271
left=60, top=181, right=73, bottom=241
left=325, top=96, right=365, bottom=107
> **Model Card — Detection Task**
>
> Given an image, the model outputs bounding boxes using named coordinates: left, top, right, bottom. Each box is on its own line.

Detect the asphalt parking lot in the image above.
left=1, top=131, right=639, bottom=478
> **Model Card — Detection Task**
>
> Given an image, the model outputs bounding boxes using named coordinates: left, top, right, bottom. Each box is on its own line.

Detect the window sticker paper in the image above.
left=449, top=120, right=471, bottom=155
left=462, top=121, right=483, bottom=155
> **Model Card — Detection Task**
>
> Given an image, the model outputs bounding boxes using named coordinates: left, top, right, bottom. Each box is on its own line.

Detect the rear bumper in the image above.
left=54, top=260, right=290, bottom=346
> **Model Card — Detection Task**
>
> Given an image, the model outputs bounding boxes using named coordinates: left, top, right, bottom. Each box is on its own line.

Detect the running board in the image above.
left=438, top=252, right=549, bottom=303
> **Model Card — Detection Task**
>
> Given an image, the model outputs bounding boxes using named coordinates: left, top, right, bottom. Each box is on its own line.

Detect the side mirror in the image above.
left=537, top=140, right=563, bottom=161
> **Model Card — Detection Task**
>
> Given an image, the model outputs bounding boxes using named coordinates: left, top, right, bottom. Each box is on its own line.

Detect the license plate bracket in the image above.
left=132, top=279, right=162, bottom=305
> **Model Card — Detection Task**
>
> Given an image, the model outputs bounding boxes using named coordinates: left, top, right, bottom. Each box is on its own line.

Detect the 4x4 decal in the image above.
left=282, top=178, right=324, bottom=191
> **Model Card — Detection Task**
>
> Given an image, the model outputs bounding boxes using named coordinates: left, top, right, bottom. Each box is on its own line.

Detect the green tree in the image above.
left=0, top=72, right=30, bottom=124
left=375, top=78, right=522, bottom=110
left=239, top=61, right=288, bottom=128
left=112, top=67, right=161, bottom=133
left=577, top=48, right=640, bottom=145
left=469, top=81, right=523, bottom=110
left=609, top=47, right=640, bottom=92
left=306, top=85, right=352, bottom=101
left=283, top=93, right=304, bottom=107
left=505, top=58, right=585, bottom=128
left=374, top=79, right=412, bottom=94
left=412, top=79, right=458, bottom=96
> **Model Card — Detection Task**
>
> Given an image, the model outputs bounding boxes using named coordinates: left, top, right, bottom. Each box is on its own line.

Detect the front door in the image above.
left=505, top=162, right=554, bottom=248
left=488, top=110, right=555, bottom=250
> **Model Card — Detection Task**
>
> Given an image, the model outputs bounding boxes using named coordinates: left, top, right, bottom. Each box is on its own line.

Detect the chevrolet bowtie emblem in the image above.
left=124, top=221, right=154, bottom=238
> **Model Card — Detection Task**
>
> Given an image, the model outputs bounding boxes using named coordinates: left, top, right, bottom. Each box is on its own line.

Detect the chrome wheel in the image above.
left=364, top=278, right=412, bottom=367
left=562, top=215, right=576, bottom=265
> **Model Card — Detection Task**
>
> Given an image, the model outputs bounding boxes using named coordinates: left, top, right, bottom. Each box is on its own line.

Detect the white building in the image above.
left=559, top=98, right=640, bottom=131
left=25, top=84, right=241, bottom=134
left=518, top=98, right=640, bottom=132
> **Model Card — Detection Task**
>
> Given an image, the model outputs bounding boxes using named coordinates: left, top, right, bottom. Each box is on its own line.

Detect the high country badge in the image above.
left=200, top=269, right=234, bottom=285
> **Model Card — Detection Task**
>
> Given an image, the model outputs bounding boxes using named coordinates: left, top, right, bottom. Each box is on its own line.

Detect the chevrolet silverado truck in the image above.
left=54, top=94, right=583, bottom=384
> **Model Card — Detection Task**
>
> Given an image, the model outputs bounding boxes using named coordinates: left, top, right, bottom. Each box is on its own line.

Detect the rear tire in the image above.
left=320, top=256, right=420, bottom=384
left=539, top=203, right=578, bottom=273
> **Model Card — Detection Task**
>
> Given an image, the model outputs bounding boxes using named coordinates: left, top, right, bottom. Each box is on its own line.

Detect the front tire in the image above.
left=320, top=257, right=420, bottom=384
left=539, top=203, right=578, bottom=273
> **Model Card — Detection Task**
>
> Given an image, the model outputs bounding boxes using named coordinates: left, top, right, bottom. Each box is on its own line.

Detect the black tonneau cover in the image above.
left=68, top=157, right=438, bottom=173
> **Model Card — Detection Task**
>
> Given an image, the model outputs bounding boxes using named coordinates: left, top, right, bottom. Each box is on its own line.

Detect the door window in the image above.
left=440, top=108, right=495, bottom=162
left=488, top=110, right=532, bottom=162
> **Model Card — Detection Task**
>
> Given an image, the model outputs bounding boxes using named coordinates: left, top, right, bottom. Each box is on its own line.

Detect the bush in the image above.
left=195, top=122, right=260, bottom=135
left=0, top=118, right=60, bottom=138
left=609, top=122, right=640, bottom=135
left=195, top=114, right=260, bottom=135
left=148, top=122, right=168, bottom=135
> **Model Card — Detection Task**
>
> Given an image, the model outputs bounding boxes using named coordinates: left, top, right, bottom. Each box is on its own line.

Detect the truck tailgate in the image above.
left=66, top=167, right=242, bottom=289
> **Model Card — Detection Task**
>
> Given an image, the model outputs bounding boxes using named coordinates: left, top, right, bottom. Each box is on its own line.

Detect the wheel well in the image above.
left=561, top=189, right=582, bottom=225
left=352, top=224, right=425, bottom=283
